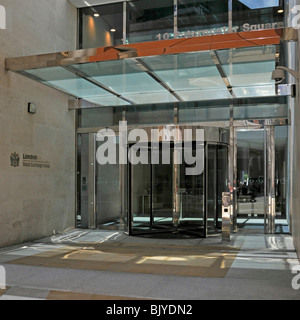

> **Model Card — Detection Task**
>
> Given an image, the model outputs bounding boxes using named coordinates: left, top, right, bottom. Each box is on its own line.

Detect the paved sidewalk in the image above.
left=0, top=229, right=299, bottom=300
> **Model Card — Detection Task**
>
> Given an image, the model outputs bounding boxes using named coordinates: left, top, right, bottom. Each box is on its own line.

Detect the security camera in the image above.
left=272, top=66, right=299, bottom=84
left=272, top=68, right=285, bottom=83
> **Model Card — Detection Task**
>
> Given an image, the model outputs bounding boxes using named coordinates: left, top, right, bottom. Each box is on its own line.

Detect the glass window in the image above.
left=275, top=125, right=289, bottom=232
left=127, top=0, right=174, bottom=43
left=177, top=0, right=229, bottom=37
left=96, top=138, right=121, bottom=229
left=236, top=129, right=266, bottom=218
left=232, top=0, right=285, bottom=32
left=127, top=0, right=229, bottom=44
left=234, top=97, right=288, bottom=120
left=78, top=0, right=285, bottom=48
left=178, top=101, right=230, bottom=123
left=80, top=107, right=124, bottom=128
left=126, top=104, right=175, bottom=126
left=79, top=3, right=124, bottom=49
left=234, top=104, right=288, bottom=120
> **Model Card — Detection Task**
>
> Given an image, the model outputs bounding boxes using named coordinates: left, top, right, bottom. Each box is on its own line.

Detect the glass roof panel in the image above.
left=218, top=45, right=277, bottom=89
left=177, top=88, right=232, bottom=101
left=23, top=66, right=127, bottom=106
left=73, top=60, right=177, bottom=104
left=141, top=51, right=227, bottom=91
left=18, top=45, right=280, bottom=107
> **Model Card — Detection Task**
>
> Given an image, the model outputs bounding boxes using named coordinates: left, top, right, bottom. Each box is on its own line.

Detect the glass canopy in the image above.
left=8, top=28, right=294, bottom=108
left=15, top=44, right=280, bottom=107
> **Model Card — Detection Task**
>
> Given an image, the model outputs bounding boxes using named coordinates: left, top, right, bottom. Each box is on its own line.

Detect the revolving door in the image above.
left=129, top=127, right=229, bottom=238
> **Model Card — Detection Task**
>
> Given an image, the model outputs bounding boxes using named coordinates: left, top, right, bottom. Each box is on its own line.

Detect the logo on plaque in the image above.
left=10, top=152, right=20, bottom=167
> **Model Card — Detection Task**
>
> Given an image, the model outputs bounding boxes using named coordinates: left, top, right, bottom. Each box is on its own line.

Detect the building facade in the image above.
left=0, top=0, right=77, bottom=247
left=1, top=0, right=300, bottom=259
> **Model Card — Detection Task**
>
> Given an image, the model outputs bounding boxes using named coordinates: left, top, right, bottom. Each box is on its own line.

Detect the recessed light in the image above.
left=94, top=13, right=100, bottom=17
left=278, top=9, right=284, bottom=13
left=111, top=28, right=116, bottom=32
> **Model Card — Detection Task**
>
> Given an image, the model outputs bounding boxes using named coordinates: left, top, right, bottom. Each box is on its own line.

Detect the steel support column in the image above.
left=88, top=133, right=96, bottom=229
left=266, top=125, right=276, bottom=234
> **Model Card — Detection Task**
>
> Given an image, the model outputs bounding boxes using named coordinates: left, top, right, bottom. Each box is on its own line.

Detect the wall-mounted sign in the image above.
left=155, top=21, right=285, bottom=41
left=10, top=153, right=50, bottom=169
left=10, top=152, right=20, bottom=168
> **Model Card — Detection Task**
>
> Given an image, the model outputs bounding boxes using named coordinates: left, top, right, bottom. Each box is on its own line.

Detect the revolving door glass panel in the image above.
left=130, top=143, right=174, bottom=234
left=207, top=144, right=229, bottom=231
left=176, top=143, right=205, bottom=236
left=130, top=141, right=228, bottom=237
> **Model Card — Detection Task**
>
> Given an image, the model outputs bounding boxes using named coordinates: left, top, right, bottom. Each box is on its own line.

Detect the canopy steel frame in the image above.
left=5, top=28, right=296, bottom=72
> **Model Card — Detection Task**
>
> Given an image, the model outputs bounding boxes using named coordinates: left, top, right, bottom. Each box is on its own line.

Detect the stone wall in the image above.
left=0, top=0, right=77, bottom=247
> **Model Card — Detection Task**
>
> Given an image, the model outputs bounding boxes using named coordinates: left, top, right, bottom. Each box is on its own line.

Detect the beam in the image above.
left=6, top=28, right=292, bottom=72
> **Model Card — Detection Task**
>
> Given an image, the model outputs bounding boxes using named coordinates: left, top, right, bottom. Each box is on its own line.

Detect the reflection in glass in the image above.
left=238, top=0, right=279, bottom=9
left=275, top=126, right=289, bottom=233
left=80, top=107, right=123, bottom=128
left=79, top=3, right=124, bottom=48
left=131, top=144, right=174, bottom=232
left=233, top=0, right=284, bottom=32
left=127, top=0, right=174, bottom=43
left=177, top=0, right=228, bottom=36
left=178, top=144, right=205, bottom=234
left=237, top=129, right=265, bottom=220
left=234, top=103, right=288, bottom=120
left=130, top=140, right=227, bottom=237
left=130, top=142, right=207, bottom=236
left=78, top=0, right=284, bottom=48
left=126, top=104, right=175, bottom=126
left=179, top=102, right=230, bottom=123
left=206, top=145, right=217, bottom=229
left=207, top=144, right=228, bottom=230
left=131, top=146, right=152, bottom=230
left=236, top=127, right=289, bottom=233
left=152, top=148, right=174, bottom=228
left=96, top=138, right=121, bottom=229
left=217, top=145, right=229, bottom=227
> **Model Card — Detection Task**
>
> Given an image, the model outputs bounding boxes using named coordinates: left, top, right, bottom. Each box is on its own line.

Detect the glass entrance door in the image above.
left=130, top=143, right=174, bottom=235
left=236, top=126, right=289, bottom=234
left=236, top=128, right=266, bottom=228
left=207, top=144, right=229, bottom=231
left=129, top=141, right=228, bottom=237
